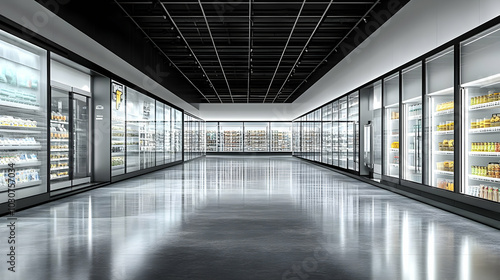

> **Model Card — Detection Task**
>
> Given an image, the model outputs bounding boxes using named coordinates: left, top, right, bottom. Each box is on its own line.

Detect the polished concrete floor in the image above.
left=1, top=156, right=500, bottom=280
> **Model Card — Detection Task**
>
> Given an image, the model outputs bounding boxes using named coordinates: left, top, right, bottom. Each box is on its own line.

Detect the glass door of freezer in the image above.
left=383, top=73, right=400, bottom=180
left=461, top=25, right=500, bottom=204
left=402, top=62, right=423, bottom=184
left=50, top=88, right=71, bottom=190
left=426, top=47, right=454, bottom=191
left=72, top=93, right=91, bottom=185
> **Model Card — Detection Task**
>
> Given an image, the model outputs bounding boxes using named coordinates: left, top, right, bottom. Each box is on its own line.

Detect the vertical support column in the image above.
left=92, top=76, right=111, bottom=183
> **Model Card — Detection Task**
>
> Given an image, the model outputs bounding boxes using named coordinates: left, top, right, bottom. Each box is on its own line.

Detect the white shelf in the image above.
left=390, top=163, right=399, bottom=168
left=434, top=130, right=454, bottom=135
left=6, top=180, right=42, bottom=188
left=50, top=120, right=69, bottom=125
left=51, top=149, right=69, bottom=152
left=51, top=139, right=69, bottom=142
left=0, top=100, right=40, bottom=111
left=0, top=127, right=41, bottom=134
left=469, top=100, right=500, bottom=111
left=51, top=175, right=69, bottom=180
left=51, top=166, right=69, bottom=171
left=469, top=152, right=500, bottom=157
left=462, top=73, right=500, bottom=88
left=390, top=134, right=399, bottom=137
left=0, top=145, right=41, bottom=150
left=469, top=127, right=500, bottom=134
left=0, top=161, right=41, bottom=168
left=112, top=165, right=125, bottom=170
left=435, top=170, right=454, bottom=176
left=390, top=148, right=399, bottom=152
left=435, top=151, right=454, bottom=155
left=408, top=115, right=422, bottom=120
left=50, top=158, right=69, bottom=162
left=434, top=109, right=454, bottom=116
left=469, top=175, right=500, bottom=184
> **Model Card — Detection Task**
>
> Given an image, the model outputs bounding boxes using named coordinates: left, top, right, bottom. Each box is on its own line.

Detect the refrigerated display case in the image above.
left=156, top=101, right=165, bottom=166
left=332, top=100, right=339, bottom=166
left=339, top=97, right=348, bottom=169
left=270, top=122, right=291, bottom=152
left=461, top=25, right=500, bottom=203
left=111, top=82, right=125, bottom=176
left=172, top=108, right=182, bottom=161
left=220, top=122, right=243, bottom=152
left=50, top=88, right=70, bottom=188
left=292, top=121, right=300, bottom=156
left=71, top=92, right=91, bottom=186
left=426, top=48, right=455, bottom=191
left=244, top=122, right=269, bottom=152
left=383, top=73, right=400, bottom=179
left=348, top=91, right=359, bottom=171
left=164, top=105, right=173, bottom=163
left=322, top=103, right=332, bottom=164
left=206, top=122, right=218, bottom=152
left=402, top=63, right=423, bottom=184
left=0, top=29, right=47, bottom=200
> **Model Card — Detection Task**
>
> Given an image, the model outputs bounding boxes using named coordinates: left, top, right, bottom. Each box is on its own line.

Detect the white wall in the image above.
left=291, top=0, right=500, bottom=118
left=0, top=0, right=200, bottom=117
left=198, top=104, right=295, bottom=121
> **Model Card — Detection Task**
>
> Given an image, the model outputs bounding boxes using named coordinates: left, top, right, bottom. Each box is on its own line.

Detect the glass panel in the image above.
left=206, top=122, right=219, bottom=152
left=173, top=109, right=182, bottom=161
left=244, top=122, right=269, bottom=152
left=0, top=30, right=48, bottom=202
left=50, top=89, right=70, bottom=189
left=339, top=97, right=348, bottom=168
left=270, top=122, right=291, bottom=152
left=402, top=62, right=423, bottom=183
left=348, top=91, right=359, bottom=171
left=164, top=105, right=172, bottom=163
left=155, top=101, right=165, bottom=166
left=462, top=25, right=500, bottom=203
left=111, top=82, right=125, bottom=176
left=383, top=73, right=400, bottom=178
left=332, top=100, right=339, bottom=166
left=72, top=94, right=90, bottom=181
left=322, top=104, right=332, bottom=164
left=125, top=88, right=140, bottom=173
left=426, top=47, right=454, bottom=191
left=220, top=122, right=243, bottom=152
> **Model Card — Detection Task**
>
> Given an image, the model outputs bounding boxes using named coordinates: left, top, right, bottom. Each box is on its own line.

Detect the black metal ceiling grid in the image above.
left=114, top=0, right=401, bottom=103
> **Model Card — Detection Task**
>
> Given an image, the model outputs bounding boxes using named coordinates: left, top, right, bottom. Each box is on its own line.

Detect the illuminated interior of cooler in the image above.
left=462, top=24, right=500, bottom=203
left=338, top=97, right=348, bottom=169
left=244, top=122, right=269, bottom=152
left=321, top=103, right=333, bottom=165
left=220, top=122, right=243, bottom=152
left=383, top=73, right=400, bottom=178
left=155, top=101, right=165, bottom=166
left=172, top=109, right=183, bottom=161
left=0, top=29, right=47, bottom=201
left=332, top=100, right=339, bottom=166
left=270, top=122, right=291, bottom=152
left=206, top=122, right=218, bottom=152
left=402, top=63, right=423, bottom=184
left=164, top=106, right=172, bottom=162
left=348, top=91, right=359, bottom=171
left=426, top=48, right=454, bottom=191
left=111, top=82, right=126, bottom=176
left=50, top=89, right=70, bottom=190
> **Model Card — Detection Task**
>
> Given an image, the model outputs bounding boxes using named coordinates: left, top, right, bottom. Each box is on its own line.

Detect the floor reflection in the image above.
left=0, top=156, right=499, bottom=280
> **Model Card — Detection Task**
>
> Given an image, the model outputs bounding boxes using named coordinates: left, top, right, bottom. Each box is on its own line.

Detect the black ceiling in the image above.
left=35, top=0, right=410, bottom=103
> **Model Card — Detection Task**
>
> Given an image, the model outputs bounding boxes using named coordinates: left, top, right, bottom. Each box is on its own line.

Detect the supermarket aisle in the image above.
left=1, top=156, right=500, bottom=280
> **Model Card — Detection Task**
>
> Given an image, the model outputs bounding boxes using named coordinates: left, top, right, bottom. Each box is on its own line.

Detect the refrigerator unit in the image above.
left=426, top=48, right=455, bottom=191
left=383, top=73, right=400, bottom=180
left=402, top=63, right=423, bottom=184
left=461, top=25, right=500, bottom=203
left=348, top=91, right=359, bottom=171
left=322, top=103, right=333, bottom=165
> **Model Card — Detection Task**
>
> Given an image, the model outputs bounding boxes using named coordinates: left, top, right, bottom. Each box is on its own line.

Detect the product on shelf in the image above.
left=437, top=178, right=454, bottom=191
left=471, top=142, right=500, bottom=152
left=409, top=104, right=422, bottom=117
left=0, top=153, right=38, bottom=164
left=390, top=111, right=399, bottom=120
left=436, top=101, right=454, bottom=112
left=390, top=142, right=399, bottom=149
left=112, top=156, right=125, bottom=166
left=1, top=168, right=40, bottom=187
left=471, top=162, right=500, bottom=178
left=0, top=115, right=37, bottom=127
left=50, top=111, right=67, bottom=122
left=466, top=185, right=499, bottom=202
left=471, top=114, right=500, bottom=129
left=437, top=121, right=454, bottom=131
left=437, top=161, right=454, bottom=172
left=50, top=144, right=69, bottom=150
left=470, top=91, right=500, bottom=106
left=438, top=139, right=454, bottom=151
left=0, top=137, right=38, bottom=146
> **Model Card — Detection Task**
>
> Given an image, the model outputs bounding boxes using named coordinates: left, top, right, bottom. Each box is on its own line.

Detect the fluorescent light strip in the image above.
left=462, top=27, right=500, bottom=46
